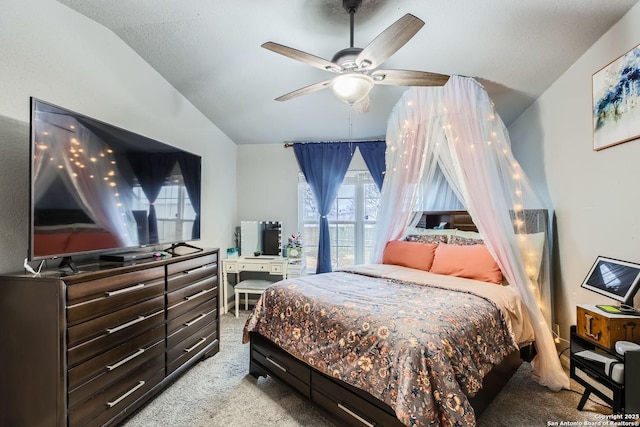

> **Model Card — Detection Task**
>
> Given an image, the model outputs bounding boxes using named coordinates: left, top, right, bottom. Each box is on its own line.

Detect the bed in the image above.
left=243, top=211, right=540, bottom=427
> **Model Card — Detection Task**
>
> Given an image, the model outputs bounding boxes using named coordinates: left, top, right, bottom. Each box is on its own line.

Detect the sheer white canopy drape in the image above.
left=372, top=76, right=569, bottom=391
left=33, top=111, right=137, bottom=247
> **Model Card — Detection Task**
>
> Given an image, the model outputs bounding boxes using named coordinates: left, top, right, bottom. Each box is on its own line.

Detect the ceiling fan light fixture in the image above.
left=330, top=73, right=374, bottom=105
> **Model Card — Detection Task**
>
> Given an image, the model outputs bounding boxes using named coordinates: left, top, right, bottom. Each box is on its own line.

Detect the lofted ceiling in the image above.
left=56, top=0, right=638, bottom=145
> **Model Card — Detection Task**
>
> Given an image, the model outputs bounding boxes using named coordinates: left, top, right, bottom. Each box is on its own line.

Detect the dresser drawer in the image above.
left=224, top=261, right=239, bottom=273
left=68, top=329, right=165, bottom=408
left=67, top=277, right=165, bottom=325
left=167, top=253, right=218, bottom=277
left=68, top=309, right=164, bottom=368
left=167, top=277, right=217, bottom=320
left=167, top=263, right=217, bottom=292
left=270, top=263, right=284, bottom=274
left=167, top=321, right=219, bottom=375
left=238, top=262, right=269, bottom=272
left=68, top=325, right=165, bottom=394
left=167, top=297, right=218, bottom=338
left=167, top=312, right=217, bottom=351
left=312, top=372, right=402, bottom=427
left=68, top=355, right=164, bottom=427
left=68, top=295, right=164, bottom=348
left=251, top=334, right=310, bottom=398
left=66, top=266, right=164, bottom=304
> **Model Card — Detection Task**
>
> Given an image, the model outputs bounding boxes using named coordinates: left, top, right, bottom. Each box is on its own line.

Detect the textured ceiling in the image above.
left=56, top=0, right=638, bottom=145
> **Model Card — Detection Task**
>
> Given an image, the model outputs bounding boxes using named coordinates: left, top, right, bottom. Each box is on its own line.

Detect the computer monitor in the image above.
left=581, top=256, right=640, bottom=307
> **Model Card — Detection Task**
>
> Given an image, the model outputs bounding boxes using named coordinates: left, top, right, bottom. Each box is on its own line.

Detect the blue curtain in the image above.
left=356, top=140, right=386, bottom=191
left=293, top=142, right=354, bottom=274
left=126, top=153, right=176, bottom=244
left=177, top=153, right=202, bottom=240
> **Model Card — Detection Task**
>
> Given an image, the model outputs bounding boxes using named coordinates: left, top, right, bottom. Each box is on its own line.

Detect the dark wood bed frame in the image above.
left=250, top=333, right=534, bottom=427
left=248, top=210, right=541, bottom=426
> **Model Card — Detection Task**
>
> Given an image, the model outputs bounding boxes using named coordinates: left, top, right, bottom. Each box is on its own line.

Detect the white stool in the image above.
left=234, top=279, right=273, bottom=317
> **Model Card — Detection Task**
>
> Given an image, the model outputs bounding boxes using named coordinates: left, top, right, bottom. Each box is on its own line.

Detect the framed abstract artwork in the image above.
left=592, top=42, right=640, bottom=150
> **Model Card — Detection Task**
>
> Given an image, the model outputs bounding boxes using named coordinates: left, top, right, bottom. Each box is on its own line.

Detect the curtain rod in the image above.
left=283, top=139, right=385, bottom=148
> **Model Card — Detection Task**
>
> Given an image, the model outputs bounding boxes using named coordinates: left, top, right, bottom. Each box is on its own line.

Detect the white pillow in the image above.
left=517, top=232, right=545, bottom=280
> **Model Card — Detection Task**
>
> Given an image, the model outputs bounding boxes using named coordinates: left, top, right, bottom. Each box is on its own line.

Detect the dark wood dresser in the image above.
left=0, top=249, right=220, bottom=427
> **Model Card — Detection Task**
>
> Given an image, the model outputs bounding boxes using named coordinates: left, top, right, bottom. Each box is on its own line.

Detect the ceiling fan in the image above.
left=262, top=0, right=450, bottom=110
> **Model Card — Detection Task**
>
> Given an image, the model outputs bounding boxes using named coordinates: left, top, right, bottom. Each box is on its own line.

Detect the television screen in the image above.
left=580, top=256, right=640, bottom=306
left=29, top=98, right=201, bottom=260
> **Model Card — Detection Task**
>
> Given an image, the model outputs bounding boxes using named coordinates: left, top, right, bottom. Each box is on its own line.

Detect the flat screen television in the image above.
left=29, top=98, right=201, bottom=263
left=580, top=256, right=640, bottom=307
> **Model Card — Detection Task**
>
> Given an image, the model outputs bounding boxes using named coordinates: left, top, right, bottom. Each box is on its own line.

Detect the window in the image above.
left=131, top=172, right=196, bottom=242
left=298, top=171, right=380, bottom=272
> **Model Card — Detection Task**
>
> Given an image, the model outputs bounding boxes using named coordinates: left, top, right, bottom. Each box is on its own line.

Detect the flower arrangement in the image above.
left=286, top=233, right=303, bottom=258
left=287, top=233, right=302, bottom=248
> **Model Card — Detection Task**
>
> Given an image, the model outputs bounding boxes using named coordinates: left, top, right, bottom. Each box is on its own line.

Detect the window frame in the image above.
left=297, top=170, right=379, bottom=272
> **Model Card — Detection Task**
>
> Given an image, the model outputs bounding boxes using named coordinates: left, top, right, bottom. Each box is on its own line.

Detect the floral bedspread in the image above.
left=243, top=269, right=519, bottom=427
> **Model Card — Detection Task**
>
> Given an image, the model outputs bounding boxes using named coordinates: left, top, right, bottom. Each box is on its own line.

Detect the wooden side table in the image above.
left=570, top=304, right=640, bottom=414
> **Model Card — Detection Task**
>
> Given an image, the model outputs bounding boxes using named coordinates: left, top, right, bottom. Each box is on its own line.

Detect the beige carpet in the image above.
left=121, top=312, right=611, bottom=427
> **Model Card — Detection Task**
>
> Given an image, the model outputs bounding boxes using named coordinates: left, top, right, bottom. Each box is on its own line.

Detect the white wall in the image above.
left=509, top=2, right=640, bottom=343
left=0, top=0, right=237, bottom=273
left=236, top=143, right=368, bottom=241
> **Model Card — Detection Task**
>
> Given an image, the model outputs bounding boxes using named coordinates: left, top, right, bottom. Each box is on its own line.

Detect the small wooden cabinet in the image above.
left=576, top=305, right=640, bottom=350
left=0, top=249, right=220, bottom=427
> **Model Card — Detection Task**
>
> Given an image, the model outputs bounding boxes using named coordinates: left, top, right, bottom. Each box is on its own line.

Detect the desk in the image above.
left=221, top=256, right=288, bottom=313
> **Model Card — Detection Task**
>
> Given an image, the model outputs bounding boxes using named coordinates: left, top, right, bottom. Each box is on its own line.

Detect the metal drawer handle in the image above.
left=106, top=315, right=145, bottom=334
left=106, top=283, right=145, bottom=297
left=185, top=287, right=214, bottom=301
left=184, top=337, right=207, bottom=353
left=265, top=356, right=287, bottom=373
left=184, top=312, right=208, bottom=327
left=185, top=265, right=210, bottom=274
left=584, top=314, right=601, bottom=340
left=106, top=348, right=145, bottom=371
left=337, top=403, right=374, bottom=427
left=106, top=380, right=145, bottom=408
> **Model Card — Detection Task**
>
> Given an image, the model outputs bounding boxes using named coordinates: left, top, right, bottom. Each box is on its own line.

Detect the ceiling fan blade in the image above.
left=274, top=80, right=332, bottom=102
left=356, top=14, right=424, bottom=70
left=262, top=42, right=340, bottom=73
left=371, top=69, right=450, bottom=86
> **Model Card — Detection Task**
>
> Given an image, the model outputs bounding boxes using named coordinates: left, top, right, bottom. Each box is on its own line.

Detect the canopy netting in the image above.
left=372, top=76, right=569, bottom=391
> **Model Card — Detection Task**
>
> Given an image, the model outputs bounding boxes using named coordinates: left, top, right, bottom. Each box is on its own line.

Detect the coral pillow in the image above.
left=382, top=240, right=438, bottom=271
left=430, top=243, right=502, bottom=284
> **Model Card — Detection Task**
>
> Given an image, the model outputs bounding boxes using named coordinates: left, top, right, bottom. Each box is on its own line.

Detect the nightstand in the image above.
left=570, top=305, right=640, bottom=414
